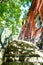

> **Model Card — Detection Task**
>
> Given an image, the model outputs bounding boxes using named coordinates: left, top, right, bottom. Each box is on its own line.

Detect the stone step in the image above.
left=3, top=62, right=35, bottom=65
left=4, top=53, right=40, bottom=57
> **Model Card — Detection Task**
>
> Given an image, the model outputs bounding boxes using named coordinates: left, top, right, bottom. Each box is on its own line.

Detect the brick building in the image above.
left=18, top=0, right=43, bottom=42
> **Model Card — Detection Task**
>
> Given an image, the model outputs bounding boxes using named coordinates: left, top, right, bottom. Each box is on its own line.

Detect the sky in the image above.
left=19, top=2, right=31, bottom=20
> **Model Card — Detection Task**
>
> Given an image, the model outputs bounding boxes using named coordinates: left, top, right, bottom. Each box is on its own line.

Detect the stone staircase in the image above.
left=2, top=40, right=43, bottom=65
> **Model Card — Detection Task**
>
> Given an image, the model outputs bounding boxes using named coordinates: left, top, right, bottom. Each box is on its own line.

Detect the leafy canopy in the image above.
left=0, top=0, right=32, bottom=35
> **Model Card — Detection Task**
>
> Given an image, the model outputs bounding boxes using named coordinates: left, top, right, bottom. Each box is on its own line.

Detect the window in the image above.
left=36, top=14, right=42, bottom=29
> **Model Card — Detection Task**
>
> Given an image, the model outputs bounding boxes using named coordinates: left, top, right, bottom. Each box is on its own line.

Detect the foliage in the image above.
left=0, top=0, right=32, bottom=35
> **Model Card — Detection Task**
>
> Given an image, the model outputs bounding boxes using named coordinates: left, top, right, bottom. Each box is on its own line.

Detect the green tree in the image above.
left=0, top=0, right=32, bottom=35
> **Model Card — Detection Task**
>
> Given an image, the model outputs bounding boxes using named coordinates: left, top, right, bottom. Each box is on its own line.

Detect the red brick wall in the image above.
left=18, top=0, right=43, bottom=40
left=27, top=0, right=43, bottom=39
